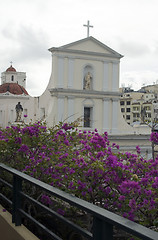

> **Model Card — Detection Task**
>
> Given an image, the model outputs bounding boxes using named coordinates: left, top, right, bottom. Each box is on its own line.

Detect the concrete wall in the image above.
left=0, top=205, right=39, bottom=240
left=108, top=134, right=152, bottom=159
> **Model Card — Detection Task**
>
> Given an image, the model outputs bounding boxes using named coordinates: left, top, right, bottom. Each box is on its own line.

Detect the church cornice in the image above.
left=50, top=48, right=122, bottom=59
left=52, top=53, right=120, bottom=63
left=0, top=94, right=29, bottom=100
left=49, top=88, right=121, bottom=99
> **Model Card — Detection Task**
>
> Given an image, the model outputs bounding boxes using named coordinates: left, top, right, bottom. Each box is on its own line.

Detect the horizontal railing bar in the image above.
left=0, top=178, right=13, bottom=188
left=19, top=209, right=62, bottom=240
left=0, top=193, right=12, bottom=206
left=1, top=163, right=158, bottom=240
left=20, top=192, right=92, bottom=239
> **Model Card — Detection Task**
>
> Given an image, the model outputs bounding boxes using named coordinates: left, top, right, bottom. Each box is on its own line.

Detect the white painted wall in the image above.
left=0, top=37, right=151, bottom=135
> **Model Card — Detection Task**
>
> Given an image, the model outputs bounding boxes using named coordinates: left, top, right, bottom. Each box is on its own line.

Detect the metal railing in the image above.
left=0, top=162, right=158, bottom=240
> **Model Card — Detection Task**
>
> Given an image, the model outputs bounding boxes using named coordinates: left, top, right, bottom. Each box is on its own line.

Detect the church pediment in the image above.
left=49, top=37, right=123, bottom=59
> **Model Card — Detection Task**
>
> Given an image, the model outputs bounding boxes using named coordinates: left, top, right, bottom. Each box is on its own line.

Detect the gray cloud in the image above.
left=117, top=39, right=151, bottom=58
left=1, top=24, right=50, bottom=64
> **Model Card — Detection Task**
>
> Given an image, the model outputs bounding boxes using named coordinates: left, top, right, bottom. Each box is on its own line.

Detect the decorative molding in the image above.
left=53, top=53, right=120, bottom=63
left=52, top=49, right=122, bottom=58
left=82, top=98, right=94, bottom=106
left=49, top=88, right=121, bottom=99
left=0, top=95, right=29, bottom=100
left=112, top=98, right=120, bottom=102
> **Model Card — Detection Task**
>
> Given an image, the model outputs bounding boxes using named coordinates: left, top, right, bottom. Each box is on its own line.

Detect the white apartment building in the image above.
left=120, top=87, right=156, bottom=125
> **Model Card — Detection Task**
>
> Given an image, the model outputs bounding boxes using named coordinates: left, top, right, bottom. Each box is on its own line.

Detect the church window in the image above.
left=127, top=108, right=130, bottom=112
left=84, top=107, right=92, bottom=127
left=127, top=101, right=130, bottom=105
left=120, top=101, right=124, bottom=105
left=121, top=108, right=125, bottom=112
left=11, top=75, right=14, bottom=81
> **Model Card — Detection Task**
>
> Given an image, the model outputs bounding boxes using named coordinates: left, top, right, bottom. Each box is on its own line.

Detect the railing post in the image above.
left=93, top=217, right=113, bottom=240
left=12, top=175, right=22, bottom=226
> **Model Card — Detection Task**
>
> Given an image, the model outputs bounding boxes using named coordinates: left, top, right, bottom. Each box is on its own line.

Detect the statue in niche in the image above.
left=15, top=102, right=23, bottom=122
left=84, top=72, right=92, bottom=90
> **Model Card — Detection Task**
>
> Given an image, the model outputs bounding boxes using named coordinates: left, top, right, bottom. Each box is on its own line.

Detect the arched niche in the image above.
left=83, top=65, right=94, bottom=90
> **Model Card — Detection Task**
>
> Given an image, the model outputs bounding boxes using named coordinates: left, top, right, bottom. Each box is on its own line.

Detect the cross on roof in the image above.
left=83, top=20, right=93, bottom=37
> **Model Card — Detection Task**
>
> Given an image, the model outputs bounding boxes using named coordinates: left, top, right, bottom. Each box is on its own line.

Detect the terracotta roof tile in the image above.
left=0, top=83, right=28, bottom=95
left=6, top=65, right=16, bottom=72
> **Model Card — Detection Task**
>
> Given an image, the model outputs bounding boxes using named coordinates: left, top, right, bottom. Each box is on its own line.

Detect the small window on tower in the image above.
left=11, top=75, right=14, bottom=81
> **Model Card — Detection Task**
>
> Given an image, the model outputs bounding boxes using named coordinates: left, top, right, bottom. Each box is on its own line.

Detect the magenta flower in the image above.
left=18, top=144, right=29, bottom=153
left=41, top=195, right=52, bottom=205
left=136, top=145, right=141, bottom=154
left=57, top=208, right=65, bottom=216
left=15, top=137, right=22, bottom=144
left=119, top=195, right=125, bottom=201
left=61, top=123, right=72, bottom=131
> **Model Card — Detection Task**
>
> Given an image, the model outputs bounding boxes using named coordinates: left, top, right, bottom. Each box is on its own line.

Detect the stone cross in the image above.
left=83, top=20, right=93, bottom=37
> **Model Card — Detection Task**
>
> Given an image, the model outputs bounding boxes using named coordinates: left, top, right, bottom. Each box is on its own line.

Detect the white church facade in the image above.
left=0, top=36, right=151, bottom=136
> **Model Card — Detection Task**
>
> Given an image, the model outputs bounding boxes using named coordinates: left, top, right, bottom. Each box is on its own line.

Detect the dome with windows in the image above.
left=6, top=65, right=16, bottom=72
left=0, top=82, right=28, bottom=95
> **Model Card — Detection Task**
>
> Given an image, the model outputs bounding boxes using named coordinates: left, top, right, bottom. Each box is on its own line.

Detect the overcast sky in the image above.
left=0, top=0, right=158, bottom=96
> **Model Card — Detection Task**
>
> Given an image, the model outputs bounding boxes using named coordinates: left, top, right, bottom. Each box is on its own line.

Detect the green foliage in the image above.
left=0, top=121, right=158, bottom=232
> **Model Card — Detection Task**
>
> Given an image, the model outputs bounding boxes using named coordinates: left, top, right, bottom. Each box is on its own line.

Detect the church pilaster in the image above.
left=103, top=62, right=109, bottom=91
left=102, top=98, right=110, bottom=132
left=112, top=62, right=119, bottom=92
left=57, top=57, right=64, bottom=88
left=57, top=96, right=65, bottom=121
left=67, top=96, right=74, bottom=122
left=111, top=98, right=119, bottom=134
left=68, top=58, right=74, bottom=88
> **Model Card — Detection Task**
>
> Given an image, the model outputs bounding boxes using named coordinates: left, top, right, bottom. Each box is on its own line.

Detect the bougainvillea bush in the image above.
left=0, top=121, right=158, bottom=231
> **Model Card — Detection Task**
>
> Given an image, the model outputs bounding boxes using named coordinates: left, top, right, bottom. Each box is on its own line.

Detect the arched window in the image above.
left=11, top=75, right=14, bottom=81
left=83, top=65, right=94, bottom=90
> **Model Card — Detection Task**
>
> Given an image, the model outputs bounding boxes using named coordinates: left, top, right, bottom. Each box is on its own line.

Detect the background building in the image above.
left=120, top=87, right=157, bottom=125
left=0, top=65, right=31, bottom=128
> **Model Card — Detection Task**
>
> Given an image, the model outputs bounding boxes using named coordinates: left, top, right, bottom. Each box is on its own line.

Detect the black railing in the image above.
left=0, top=162, right=158, bottom=240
